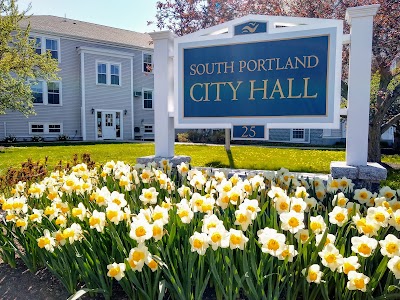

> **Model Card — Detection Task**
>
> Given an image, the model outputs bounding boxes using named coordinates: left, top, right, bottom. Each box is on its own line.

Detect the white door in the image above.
left=102, top=112, right=116, bottom=139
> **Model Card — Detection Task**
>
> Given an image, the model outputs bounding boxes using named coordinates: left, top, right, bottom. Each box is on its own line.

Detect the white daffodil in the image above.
left=189, top=232, right=209, bottom=255
left=354, top=188, right=372, bottom=205
left=329, top=206, right=348, bottom=227
left=379, top=234, right=400, bottom=258
left=351, top=235, right=378, bottom=258
left=347, top=271, right=369, bottom=292
left=280, top=211, right=305, bottom=234
left=387, top=256, right=400, bottom=279
left=37, top=229, right=56, bottom=252
left=315, top=232, right=336, bottom=247
left=89, top=210, right=106, bottom=233
left=139, top=187, right=159, bottom=205
left=130, top=219, right=153, bottom=243
left=228, top=229, right=249, bottom=250
left=234, top=209, right=253, bottom=231
left=318, top=244, right=343, bottom=272
left=208, top=225, right=229, bottom=250
left=106, top=203, right=124, bottom=225
left=176, top=199, right=194, bottom=224
left=278, top=244, right=298, bottom=262
left=107, top=263, right=126, bottom=281
left=302, top=264, right=323, bottom=284
left=258, top=228, right=286, bottom=257
left=338, top=256, right=361, bottom=275
left=309, top=215, right=327, bottom=234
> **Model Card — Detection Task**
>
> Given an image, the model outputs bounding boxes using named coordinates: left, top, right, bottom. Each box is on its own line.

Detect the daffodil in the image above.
left=367, top=206, right=390, bottom=228
left=347, top=271, right=369, bottom=292
left=275, top=196, right=291, bottom=214
left=140, top=168, right=154, bottom=183
left=387, top=256, right=400, bottom=279
left=130, top=218, right=153, bottom=243
left=71, top=203, right=87, bottom=221
left=202, top=214, right=224, bottom=234
left=389, top=209, right=400, bottom=230
left=315, top=232, right=336, bottom=247
left=29, top=209, right=43, bottom=223
left=151, top=220, right=164, bottom=241
left=304, top=197, right=317, bottom=212
left=278, top=245, right=298, bottom=262
left=177, top=162, right=189, bottom=177
left=106, top=203, right=124, bottom=225
left=208, top=225, right=229, bottom=250
left=176, top=199, right=194, bottom=224
left=127, top=244, right=148, bottom=272
left=302, top=264, right=323, bottom=284
left=329, top=206, right=348, bottom=227
left=37, top=229, right=56, bottom=252
left=234, top=209, right=253, bottom=231
left=89, top=210, right=106, bottom=233
left=139, top=187, right=159, bottom=205
left=146, top=254, right=159, bottom=272
left=189, top=232, right=209, bottom=255
left=309, top=215, right=327, bottom=234
left=290, top=197, right=307, bottom=214
left=351, top=235, right=378, bottom=258
left=62, top=223, right=83, bottom=244
left=354, top=188, right=372, bottom=205
left=109, top=191, right=127, bottom=208
left=318, top=244, right=343, bottom=271
left=295, top=229, right=310, bottom=244
left=379, top=186, right=396, bottom=200
left=280, top=211, right=305, bottom=234
left=379, top=234, right=400, bottom=258
left=338, top=256, right=360, bottom=274
left=107, top=262, right=126, bottom=281
left=15, top=217, right=28, bottom=232
left=258, top=228, right=286, bottom=256
left=332, top=192, right=348, bottom=207
left=228, top=229, right=248, bottom=250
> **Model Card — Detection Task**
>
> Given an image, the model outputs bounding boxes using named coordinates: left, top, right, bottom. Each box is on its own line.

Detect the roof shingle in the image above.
left=20, top=15, right=153, bottom=49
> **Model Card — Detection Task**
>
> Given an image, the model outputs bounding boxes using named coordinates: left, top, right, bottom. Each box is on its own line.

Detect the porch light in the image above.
left=91, top=108, right=94, bottom=114
left=124, top=109, right=128, bottom=115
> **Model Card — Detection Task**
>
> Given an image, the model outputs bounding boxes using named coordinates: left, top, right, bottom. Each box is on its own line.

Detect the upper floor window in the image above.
left=143, top=53, right=153, bottom=73
left=29, top=36, right=60, bottom=61
left=96, top=61, right=121, bottom=86
left=46, top=39, right=58, bottom=60
left=110, top=64, right=120, bottom=85
left=97, top=63, right=107, bottom=84
left=143, top=89, right=153, bottom=110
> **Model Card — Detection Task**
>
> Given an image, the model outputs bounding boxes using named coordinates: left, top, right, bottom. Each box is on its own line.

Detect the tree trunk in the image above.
left=368, top=123, right=382, bottom=162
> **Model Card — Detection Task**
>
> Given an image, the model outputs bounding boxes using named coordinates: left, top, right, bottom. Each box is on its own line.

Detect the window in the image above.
left=110, top=64, right=120, bottom=85
left=29, top=37, right=42, bottom=54
left=30, top=81, right=62, bottom=106
left=29, top=36, right=60, bottom=61
left=144, top=125, right=153, bottom=133
left=47, top=82, right=60, bottom=104
left=96, top=62, right=121, bottom=86
left=291, top=129, right=305, bottom=141
left=97, top=63, right=107, bottom=84
left=143, top=89, right=153, bottom=109
left=48, top=124, right=61, bottom=133
left=29, top=123, right=63, bottom=135
left=31, top=81, right=43, bottom=104
left=46, top=39, right=58, bottom=60
left=143, top=53, right=153, bottom=73
left=31, top=124, right=44, bottom=133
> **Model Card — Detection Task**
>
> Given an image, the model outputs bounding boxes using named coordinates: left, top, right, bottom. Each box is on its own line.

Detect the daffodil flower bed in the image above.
left=1, top=160, right=400, bottom=300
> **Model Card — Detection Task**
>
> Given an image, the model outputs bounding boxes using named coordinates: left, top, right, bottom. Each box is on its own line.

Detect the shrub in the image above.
left=31, top=136, right=43, bottom=142
left=3, top=134, right=17, bottom=143
left=58, top=134, right=69, bottom=141
left=177, top=132, right=190, bottom=142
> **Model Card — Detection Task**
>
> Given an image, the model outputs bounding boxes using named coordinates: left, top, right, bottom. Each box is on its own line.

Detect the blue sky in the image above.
left=18, top=0, right=160, bottom=33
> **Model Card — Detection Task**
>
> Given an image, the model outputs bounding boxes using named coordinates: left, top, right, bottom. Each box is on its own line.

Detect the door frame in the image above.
left=94, top=109, right=124, bottom=141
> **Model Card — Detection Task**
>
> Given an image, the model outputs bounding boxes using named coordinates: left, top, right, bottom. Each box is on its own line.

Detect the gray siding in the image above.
left=269, top=129, right=291, bottom=142
left=0, top=34, right=154, bottom=142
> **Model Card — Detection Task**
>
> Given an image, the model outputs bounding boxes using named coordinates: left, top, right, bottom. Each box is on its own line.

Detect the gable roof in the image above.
left=20, top=15, right=153, bottom=49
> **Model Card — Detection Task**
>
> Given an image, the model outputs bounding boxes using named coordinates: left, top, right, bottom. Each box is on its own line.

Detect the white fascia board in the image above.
left=77, top=46, right=135, bottom=59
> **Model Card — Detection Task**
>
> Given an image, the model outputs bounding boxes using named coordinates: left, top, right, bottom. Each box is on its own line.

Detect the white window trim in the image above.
left=142, top=88, right=154, bottom=110
left=30, top=35, right=61, bottom=63
left=290, top=129, right=306, bottom=142
left=29, top=122, right=63, bottom=135
left=95, top=60, right=122, bottom=86
left=94, top=109, right=124, bottom=141
left=142, top=52, right=153, bottom=74
left=30, top=80, right=62, bottom=106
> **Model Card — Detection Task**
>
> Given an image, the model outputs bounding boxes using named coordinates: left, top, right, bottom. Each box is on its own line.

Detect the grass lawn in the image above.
left=0, top=142, right=399, bottom=188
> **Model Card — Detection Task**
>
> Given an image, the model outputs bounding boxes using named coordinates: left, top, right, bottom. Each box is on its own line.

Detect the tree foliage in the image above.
left=151, top=0, right=400, bottom=162
left=0, top=0, right=59, bottom=116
